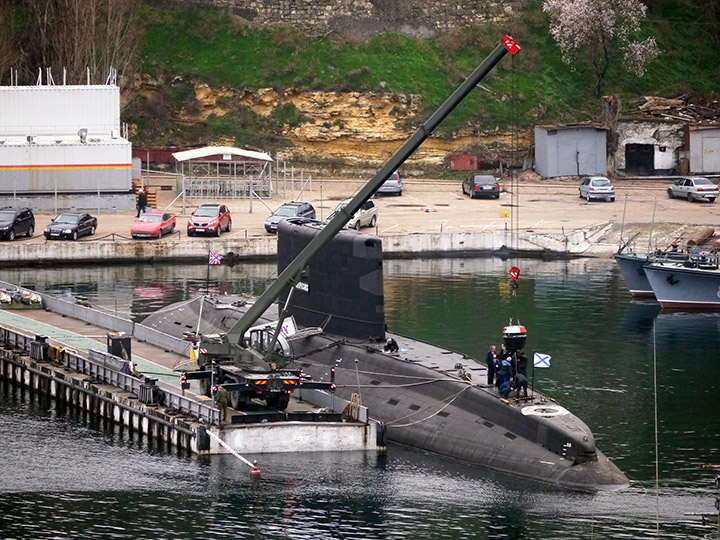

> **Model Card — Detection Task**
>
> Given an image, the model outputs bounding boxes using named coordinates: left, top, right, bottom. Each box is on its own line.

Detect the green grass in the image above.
left=128, top=1, right=720, bottom=156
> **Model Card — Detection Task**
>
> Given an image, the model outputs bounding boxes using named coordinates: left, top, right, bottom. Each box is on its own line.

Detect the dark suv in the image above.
left=0, top=207, right=35, bottom=241
left=264, top=201, right=316, bottom=233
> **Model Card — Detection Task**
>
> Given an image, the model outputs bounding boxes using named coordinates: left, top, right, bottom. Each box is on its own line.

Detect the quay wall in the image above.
left=0, top=225, right=611, bottom=267
left=0, top=342, right=204, bottom=453
left=0, top=314, right=377, bottom=455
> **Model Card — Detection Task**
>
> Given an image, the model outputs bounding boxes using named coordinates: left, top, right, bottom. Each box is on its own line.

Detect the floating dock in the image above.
left=0, top=284, right=379, bottom=456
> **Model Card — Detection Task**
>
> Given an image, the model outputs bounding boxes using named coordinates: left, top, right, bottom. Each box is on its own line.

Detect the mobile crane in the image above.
left=188, top=36, right=521, bottom=411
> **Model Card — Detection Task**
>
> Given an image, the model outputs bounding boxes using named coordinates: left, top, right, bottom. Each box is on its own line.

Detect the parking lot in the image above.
left=14, top=172, right=720, bottom=256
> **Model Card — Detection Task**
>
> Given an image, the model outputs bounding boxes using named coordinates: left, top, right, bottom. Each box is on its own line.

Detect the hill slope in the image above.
left=124, top=1, right=720, bottom=169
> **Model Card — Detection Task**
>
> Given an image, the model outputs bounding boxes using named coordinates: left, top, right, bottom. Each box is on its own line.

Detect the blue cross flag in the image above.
left=533, top=352, right=551, bottom=368
left=208, top=251, right=223, bottom=265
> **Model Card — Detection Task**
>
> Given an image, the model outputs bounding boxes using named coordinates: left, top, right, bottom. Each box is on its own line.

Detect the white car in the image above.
left=327, top=199, right=377, bottom=230
left=578, top=176, right=615, bottom=202
left=667, top=176, right=718, bottom=202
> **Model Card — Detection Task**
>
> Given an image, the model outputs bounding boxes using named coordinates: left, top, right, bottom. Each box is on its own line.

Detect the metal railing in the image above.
left=0, top=323, right=219, bottom=425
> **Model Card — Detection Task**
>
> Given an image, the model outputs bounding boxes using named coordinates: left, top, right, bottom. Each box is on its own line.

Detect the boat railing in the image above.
left=684, top=249, right=719, bottom=270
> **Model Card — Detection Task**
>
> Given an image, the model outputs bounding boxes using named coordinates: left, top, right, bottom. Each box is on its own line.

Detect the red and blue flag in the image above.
left=208, top=251, right=223, bottom=265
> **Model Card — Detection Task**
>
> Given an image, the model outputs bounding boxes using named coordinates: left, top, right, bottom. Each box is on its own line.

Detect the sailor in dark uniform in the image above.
left=485, top=345, right=497, bottom=385
left=497, top=358, right=513, bottom=397
left=384, top=337, right=399, bottom=353
left=512, top=372, right=528, bottom=398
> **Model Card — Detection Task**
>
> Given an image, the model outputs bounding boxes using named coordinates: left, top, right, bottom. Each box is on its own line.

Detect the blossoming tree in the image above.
left=543, top=0, right=659, bottom=95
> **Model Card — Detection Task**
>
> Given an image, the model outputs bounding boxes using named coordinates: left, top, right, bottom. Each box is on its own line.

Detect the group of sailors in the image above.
left=485, top=344, right=528, bottom=398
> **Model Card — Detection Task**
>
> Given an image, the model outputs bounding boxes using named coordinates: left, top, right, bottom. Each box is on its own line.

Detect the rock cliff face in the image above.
left=132, top=79, right=523, bottom=166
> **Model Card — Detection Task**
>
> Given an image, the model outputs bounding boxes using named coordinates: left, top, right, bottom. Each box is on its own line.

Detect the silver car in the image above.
left=328, top=198, right=377, bottom=230
left=377, top=171, right=403, bottom=196
left=578, top=176, right=615, bottom=202
left=667, top=176, right=718, bottom=202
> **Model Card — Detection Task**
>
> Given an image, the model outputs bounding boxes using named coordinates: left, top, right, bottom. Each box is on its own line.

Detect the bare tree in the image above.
left=543, top=0, right=659, bottom=95
left=0, top=2, right=26, bottom=84
left=13, top=0, right=142, bottom=92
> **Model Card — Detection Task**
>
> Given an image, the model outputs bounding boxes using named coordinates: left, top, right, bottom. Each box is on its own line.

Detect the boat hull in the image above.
left=291, top=334, right=628, bottom=490
left=614, top=253, right=653, bottom=297
left=644, top=263, right=720, bottom=309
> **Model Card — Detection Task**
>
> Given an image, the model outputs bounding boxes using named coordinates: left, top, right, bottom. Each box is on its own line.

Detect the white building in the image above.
left=0, top=83, right=133, bottom=211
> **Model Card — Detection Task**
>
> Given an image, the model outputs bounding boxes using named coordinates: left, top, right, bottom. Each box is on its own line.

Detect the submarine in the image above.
left=143, top=219, right=629, bottom=490
left=142, top=36, right=628, bottom=489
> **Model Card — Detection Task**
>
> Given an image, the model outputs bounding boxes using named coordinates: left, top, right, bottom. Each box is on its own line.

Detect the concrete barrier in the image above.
left=0, top=235, right=278, bottom=266
left=42, top=294, right=134, bottom=334
left=134, top=323, right=190, bottom=356
left=0, top=228, right=600, bottom=268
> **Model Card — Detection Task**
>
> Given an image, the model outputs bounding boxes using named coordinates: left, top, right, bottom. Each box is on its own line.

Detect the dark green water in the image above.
left=1, top=257, right=719, bottom=539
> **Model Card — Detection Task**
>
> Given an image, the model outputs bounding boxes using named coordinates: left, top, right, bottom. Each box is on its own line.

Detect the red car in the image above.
left=131, top=212, right=176, bottom=239
left=187, top=204, right=232, bottom=237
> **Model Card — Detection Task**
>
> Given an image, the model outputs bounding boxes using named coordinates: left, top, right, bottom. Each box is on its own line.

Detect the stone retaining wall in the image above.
left=149, top=0, right=528, bottom=39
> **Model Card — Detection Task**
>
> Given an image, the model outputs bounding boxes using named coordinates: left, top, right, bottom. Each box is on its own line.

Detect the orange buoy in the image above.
left=250, top=460, right=261, bottom=478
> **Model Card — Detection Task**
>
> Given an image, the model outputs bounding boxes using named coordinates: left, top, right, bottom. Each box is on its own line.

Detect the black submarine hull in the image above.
left=141, top=221, right=629, bottom=490
left=276, top=220, right=627, bottom=489
left=291, top=333, right=628, bottom=490
left=143, top=294, right=627, bottom=490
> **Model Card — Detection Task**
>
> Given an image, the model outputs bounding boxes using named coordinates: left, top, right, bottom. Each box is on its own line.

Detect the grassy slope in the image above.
left=126, top=1, right=719, bottom=154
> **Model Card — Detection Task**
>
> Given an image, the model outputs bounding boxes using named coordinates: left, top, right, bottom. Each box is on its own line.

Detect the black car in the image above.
left=264, top=201, right=316, bottom=233
left=0, top=207, right=35, bottom=241
left=44, top=212, right=97, bottom=240
left=462, top=174, right=501, bottom=199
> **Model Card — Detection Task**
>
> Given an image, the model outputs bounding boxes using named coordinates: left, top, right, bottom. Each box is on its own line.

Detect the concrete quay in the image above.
left=2, top=175, right=718, bottom=266
left=0, top=289, right=379, bottom=456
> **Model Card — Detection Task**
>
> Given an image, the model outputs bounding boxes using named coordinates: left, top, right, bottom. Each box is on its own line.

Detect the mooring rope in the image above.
left=384, top=385, right=473, bottom=428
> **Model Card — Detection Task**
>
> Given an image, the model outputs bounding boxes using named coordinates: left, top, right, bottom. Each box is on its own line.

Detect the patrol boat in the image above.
left=644, top=253, right=720, bottom=309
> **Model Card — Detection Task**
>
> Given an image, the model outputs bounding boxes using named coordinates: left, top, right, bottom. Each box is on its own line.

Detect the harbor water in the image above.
left=1, top=257, right=719, bottom=539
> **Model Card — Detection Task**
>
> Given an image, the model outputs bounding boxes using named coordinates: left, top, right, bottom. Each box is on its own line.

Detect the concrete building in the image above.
left=613, top=120, right=684, bottom=176
left=686, top=125, right=720, bottom=174
left=534, top=125, right=607, bottom=178
left=0, top=83, right=133, bottom=211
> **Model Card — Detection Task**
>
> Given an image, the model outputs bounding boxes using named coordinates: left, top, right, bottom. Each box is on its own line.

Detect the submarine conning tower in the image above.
left=277, top=219, right=386, bottom=341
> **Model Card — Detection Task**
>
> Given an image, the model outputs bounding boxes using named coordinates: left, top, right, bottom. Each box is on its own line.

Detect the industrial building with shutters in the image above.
left=0, top=81, right=134, bottom=211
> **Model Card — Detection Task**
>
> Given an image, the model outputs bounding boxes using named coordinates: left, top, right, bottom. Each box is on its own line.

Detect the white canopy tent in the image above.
left=173, top=146, right=274, bottom=204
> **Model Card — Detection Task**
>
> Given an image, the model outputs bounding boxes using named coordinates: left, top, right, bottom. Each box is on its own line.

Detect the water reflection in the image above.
left=2, top=258, right=720, bottom=538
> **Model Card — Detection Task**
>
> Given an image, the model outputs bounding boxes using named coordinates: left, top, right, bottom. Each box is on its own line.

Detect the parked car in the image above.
left=377, top=171, right=403, bottom=196
left=667, top=176, right=718, bottom=202
left=187, top=204, right=232, bottom=236
left=327, top=198, right=377, bottom=230
left=462, top=175, right=500, bottom=199
left=44, top=212, right=97, bottom=240
left=0, top=207, right=35, bottom=241
left=131, top=212, right=176, bottom=239
left=579, top=176, right=615, bottom=202
left=264, top=201, right=316, bottom=233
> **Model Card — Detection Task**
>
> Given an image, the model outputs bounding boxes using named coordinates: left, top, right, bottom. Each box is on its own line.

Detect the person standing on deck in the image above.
left=485, top=345, right=497, bottom=385
left=216, top=386, right=229, bottom=422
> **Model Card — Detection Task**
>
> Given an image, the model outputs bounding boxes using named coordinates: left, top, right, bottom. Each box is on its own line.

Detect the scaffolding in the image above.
left=173, top=146, right=273, bottom=201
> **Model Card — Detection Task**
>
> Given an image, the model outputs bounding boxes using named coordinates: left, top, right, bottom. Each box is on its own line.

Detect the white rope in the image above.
left=385, top=385, right=473, bottom=428
left=335, top=377, right=458, bottom=390
left=653, top=320, right=660, bottom=537
left=206, top=429, right=256, bottom=470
